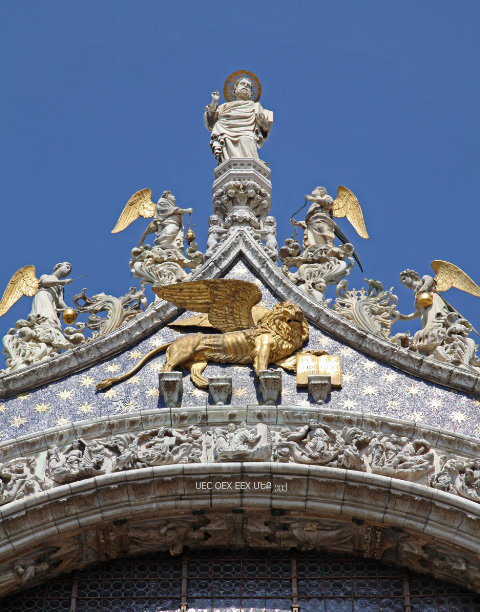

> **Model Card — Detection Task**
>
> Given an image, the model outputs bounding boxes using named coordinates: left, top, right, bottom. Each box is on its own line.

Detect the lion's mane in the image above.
left=243, top=302, right=309, bottom=362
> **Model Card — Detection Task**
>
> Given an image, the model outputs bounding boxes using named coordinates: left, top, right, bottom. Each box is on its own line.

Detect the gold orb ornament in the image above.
left=224, top=70, right=262, bottom=102
left=416, top=292, right=434, bottom=308
left=185, top=227, right=196, bottom=245
left=62, top=308, right=77, bottom=325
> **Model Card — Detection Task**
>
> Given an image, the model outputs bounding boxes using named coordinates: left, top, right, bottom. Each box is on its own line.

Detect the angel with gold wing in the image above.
left=111, top=188, right=192, bottom=249
left=398, top=261, right=480, bottom=356
left=0, top=262, right=73, bottom=325
left=290, top=185, right=368, bottom=270
left=97, top=279, right=310, bottom=390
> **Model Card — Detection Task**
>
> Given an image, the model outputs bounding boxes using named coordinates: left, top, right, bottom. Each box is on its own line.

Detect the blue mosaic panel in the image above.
left=0, top=261, right=478, bottom=441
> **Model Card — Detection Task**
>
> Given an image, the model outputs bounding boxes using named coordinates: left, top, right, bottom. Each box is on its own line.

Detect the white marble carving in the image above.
left=273, top=420, right=344, bottom=465
left=0, top=457, right=48, bottom=505
left=0, top=413, right=477, bottom=507
left=205, top=166, right=277, bottom=261
left=280, top=187, right=356, bottom=301
left=369, top=434, right=434, bottom=480
left=129, top=191, right=203, bottom=288
left=204, top=79, right=273, bottom=163
left=46, top=439, right=106, bottom=484
left=140, top=426, right=203, bottom=465
left=396, top=269, right=480, bottom=371
left=266, top=518, right=354, bottom=550
left=210, top=422, right=271, bottom=462
left=74, top=285, right=147, bottom=339
left=333, top=278, right=400, bottom=338
left=2, top=263, right=85, bottom=374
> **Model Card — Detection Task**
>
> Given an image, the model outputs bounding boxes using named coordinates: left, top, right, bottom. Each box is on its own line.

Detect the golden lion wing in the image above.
left=431, top=260, right=480, bottom=296
left=169, top=304, right=271, bottom=329
left=0, top=265, right=39, bottom=316
left=154, top=279, right=263, bottom=332
left=111, top=188, right=155, bottom=233
left=332, top=186, right=369, bottom=239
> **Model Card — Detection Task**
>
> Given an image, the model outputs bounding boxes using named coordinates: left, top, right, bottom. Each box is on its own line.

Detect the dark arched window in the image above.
left=2, top=549, right=479, bottom=611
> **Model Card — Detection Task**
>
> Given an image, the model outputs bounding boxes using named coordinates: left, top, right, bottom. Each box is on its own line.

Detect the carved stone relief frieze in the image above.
left=1, top=412, right=480, bottom=508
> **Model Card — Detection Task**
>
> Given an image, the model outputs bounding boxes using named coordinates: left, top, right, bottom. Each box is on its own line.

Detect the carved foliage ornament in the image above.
left=333, top=279, right=400, bottom=339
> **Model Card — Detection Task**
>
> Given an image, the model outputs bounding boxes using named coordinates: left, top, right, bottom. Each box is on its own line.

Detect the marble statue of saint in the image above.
left=204, top=77, right=273, bottom=163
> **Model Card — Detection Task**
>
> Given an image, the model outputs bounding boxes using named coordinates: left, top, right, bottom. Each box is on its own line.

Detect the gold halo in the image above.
left=223, top=70, right=261, bottom=102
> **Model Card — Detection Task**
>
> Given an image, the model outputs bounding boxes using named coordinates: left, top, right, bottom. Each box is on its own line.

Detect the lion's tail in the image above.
left=96, top=341, right=172, bottom=391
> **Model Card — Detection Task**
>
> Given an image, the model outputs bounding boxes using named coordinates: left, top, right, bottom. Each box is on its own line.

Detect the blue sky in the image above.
left=1, top=2, right=480, bottom=346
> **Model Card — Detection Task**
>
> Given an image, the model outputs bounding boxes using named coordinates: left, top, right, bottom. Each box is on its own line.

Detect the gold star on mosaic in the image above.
left=104, top=389, right=118, bottom=399
left=148, top=337, right=165, bottom=348
left=384, top=372, right=397, bottom=382
left=363, top=385, right=378, bottom=397
left=429, top=398, right=443, bottom=409
left=362, top=361, right=377, bottom=371
left=128, top=350, right=143, bottom=360
left=10, top=416, right=27, bottom=428
left=342, top=374, right=356, bottom=384
left=78, top=402, right=94, bottom=414
left=146, top=388, right=159, bottom=398
left=124, top=401, right=140, bottom=412
left=189, top=388, right=206, bottom=398
left=105, top=363, right=120, bottom=373
left=411, top=411, right=423, bottom=423
left=233, top=388, right=247, bottom=398
left=33, top=402, right=51, bottom=413
left=339, top=347, right=354, bottom=357
left=342, top=399, right=356, bottom=410
left=473, top=400, right=480, bottom=408
left=315, top=337, right=333, bottom=347
left=296, top=398, right=310, bottom=407
left=148, top=362, right=163, bottom=372
left=234, top=269, right=247, bottom=277
left=253, top=279, right=263, bottom=287
left=126, top=375, right=140, bottom=385
left=0, top=404, right=7, bottom=413
left=16, top=393, right=31, bottom=401
left=57, top=389, right=73, bottom=400
left=407, top=386, right=420, bottom=396
left=386, top=400, right=399, bottom=409
left=451, top=411, right=467, bottom=424
left=80, top=376, right=95, bottom=388
left=56, top=417, right=71, bottom=427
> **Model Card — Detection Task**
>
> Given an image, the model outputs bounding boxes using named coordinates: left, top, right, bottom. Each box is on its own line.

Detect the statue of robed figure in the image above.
left=204, top=72, right=273, bottom=163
